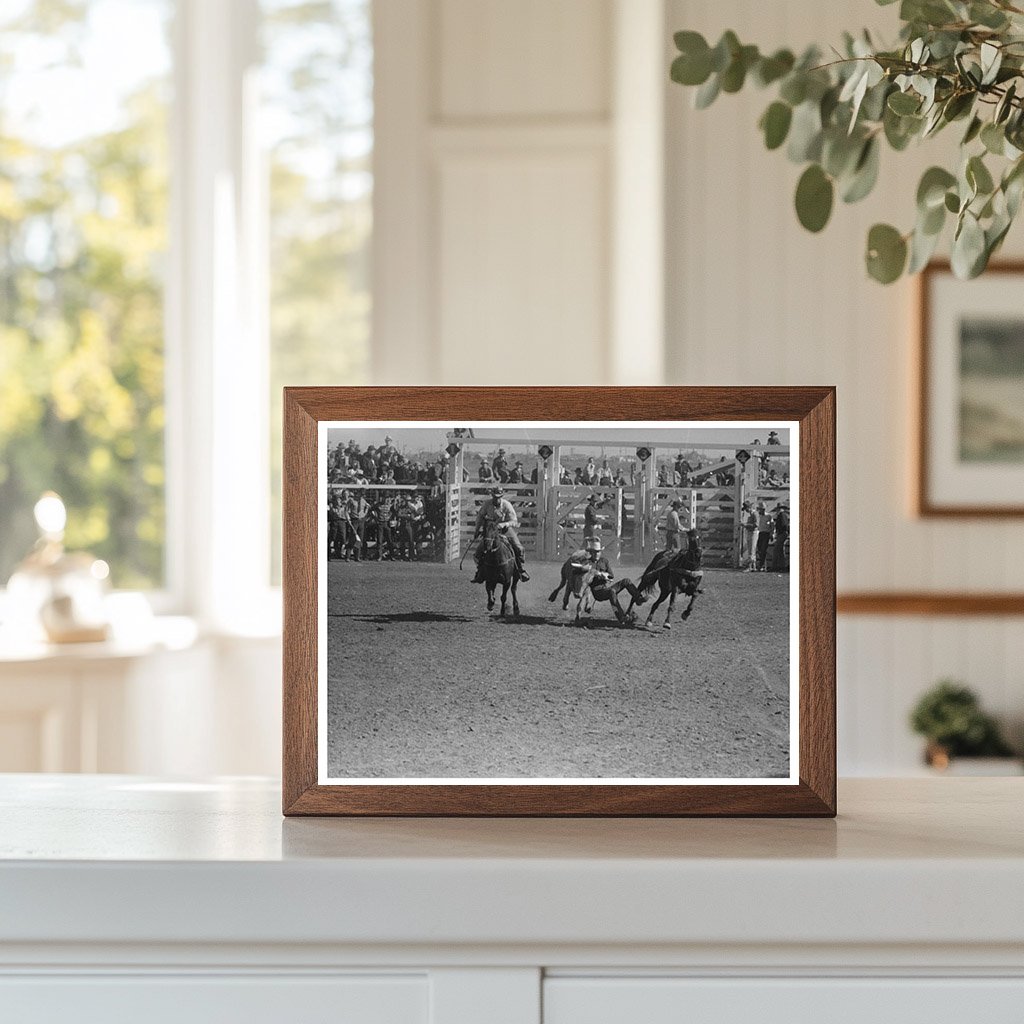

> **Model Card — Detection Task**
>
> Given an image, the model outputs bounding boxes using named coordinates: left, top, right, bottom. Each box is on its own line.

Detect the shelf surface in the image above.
left=2, top=775, right=1023, bottom=949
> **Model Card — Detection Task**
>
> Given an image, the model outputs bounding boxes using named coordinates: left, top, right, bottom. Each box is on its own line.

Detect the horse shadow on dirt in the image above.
left=493, top=614, right=633, bottom=631
left=335, top=612, right=477, bottom=625
left=491, top=614, right=550, bottom=627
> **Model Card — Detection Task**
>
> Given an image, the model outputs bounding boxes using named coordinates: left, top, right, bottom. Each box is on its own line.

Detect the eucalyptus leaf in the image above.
left=822, top=128, right=864, bottom=178
left=721, top=45, right=759, bottom=93
left=861, top=80, right=893, bottom=122
left=1002, top=158, right=1024, bottom=218
left=710, top=31, right=740, bottom=73
left=951, top=211, right=987, bottom=278
left=779, top=73, right=807, bottom=106
left=795, top=164, right=834, bottom=232
left=920, top=200, right=946, bottom=235
left=917, top=166, right=957, bottom=210
left=754, top=49, right=795, bottom=87
left=996, top=82, right=1017, bottom=124
left=986, top=213, right=1012, bottom=259
left=884, top=106, right=922, bottom=150
left=888, top=90, right=921, bottom=115
left=981, top=122, right=1005, bottom=155
left=1006, top=172, right=1024, bottom=218
left=980, top=42, right=1003, bottom=86
left=908, top=221, right=943, bottom=273
left=842, top=137, right=881, bottom=203
left=913, top=75, right=937, bottom=111
left=962, top=115, right=983, bottom=145
left=671, top=45, right=712, bottom=87
left=922, top=103, right=946, bottom=137
left=760, top=101, right=793, bottom=150
left=787, top=100, right=823, bottom=162
left=694, top=73, right=721, bottom=109
left=967, top=154, right=995, bottom=195
left=942, top=91, right=974, bottom=122
left=820, top=85, right=841, bottom=126
left=866, top=223, right=908, bottom=283
left=970, top=2, right=1009, bottom=29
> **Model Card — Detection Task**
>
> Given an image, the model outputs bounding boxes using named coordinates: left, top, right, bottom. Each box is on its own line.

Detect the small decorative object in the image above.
left=910, top=679, right=1016, bottom=770
left=5, top=492, right=111, bottom=644
left=282, top=387, right=836, bottom=817
left=917, top=261, right=1024, bottom=515
left=670, top=1, right=1024, bottom=282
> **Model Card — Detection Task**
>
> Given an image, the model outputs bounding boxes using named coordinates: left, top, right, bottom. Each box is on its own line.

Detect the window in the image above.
left=0, top=0, right=373, bottom=615
left=261, top=0, right=373, bottom=580
left=0, top=0, right=172, bottom=589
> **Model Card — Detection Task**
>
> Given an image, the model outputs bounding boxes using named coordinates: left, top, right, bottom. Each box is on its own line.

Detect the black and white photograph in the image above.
left=319, top=421, right=797, bottom=784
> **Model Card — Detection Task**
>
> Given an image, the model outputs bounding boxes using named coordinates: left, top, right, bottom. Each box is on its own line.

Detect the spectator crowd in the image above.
left=329, top=435, right=467, bottom=489
left=327, top=433, right=791, bottom=569
left=739, top=498, right=790, bottom=573
left=328, top=486, right=444, bottom=563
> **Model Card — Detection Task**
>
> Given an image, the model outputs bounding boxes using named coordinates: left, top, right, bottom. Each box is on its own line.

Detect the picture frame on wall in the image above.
left=282, top=387, right=836, bottom=817
left=918, top=261, right=1024, bottom=517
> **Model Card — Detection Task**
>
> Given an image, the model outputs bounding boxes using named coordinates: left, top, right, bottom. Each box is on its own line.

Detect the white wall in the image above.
left=665, top=0, right=1024, bottom=772
left=163, top=0, right=1023, bottom=779
left=373, top=0, right=665, bottom=387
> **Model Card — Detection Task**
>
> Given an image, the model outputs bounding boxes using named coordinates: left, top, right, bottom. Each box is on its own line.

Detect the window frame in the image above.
left=165, top=0, right=279, bottom=632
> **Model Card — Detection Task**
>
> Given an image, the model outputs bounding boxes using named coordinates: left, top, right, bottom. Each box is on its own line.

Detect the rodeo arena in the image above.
left=325, top=426, right=793, bottom=781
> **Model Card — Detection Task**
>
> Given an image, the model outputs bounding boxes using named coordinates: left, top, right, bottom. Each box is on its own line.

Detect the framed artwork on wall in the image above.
left=918, top=261, right=1024, bottom=517
left=282, top=387, right=836, bottom=816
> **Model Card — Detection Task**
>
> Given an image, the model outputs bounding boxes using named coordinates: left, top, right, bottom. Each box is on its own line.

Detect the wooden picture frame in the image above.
left=283, top=387, right=836, bottom=816
left=917, top=260, right=1024, bottom=517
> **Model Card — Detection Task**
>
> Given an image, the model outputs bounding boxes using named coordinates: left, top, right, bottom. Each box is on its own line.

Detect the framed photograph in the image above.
left=283, top=387, right=835, bottom=816
left=918, top=261, right=1024, bottom=516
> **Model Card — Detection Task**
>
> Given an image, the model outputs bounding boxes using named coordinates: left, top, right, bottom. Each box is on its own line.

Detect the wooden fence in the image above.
left=444, top=481, right=787, bottom=568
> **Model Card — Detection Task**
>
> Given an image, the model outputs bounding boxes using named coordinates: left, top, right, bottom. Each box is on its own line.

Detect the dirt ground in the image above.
left=326, top=559, right=791, bottom=780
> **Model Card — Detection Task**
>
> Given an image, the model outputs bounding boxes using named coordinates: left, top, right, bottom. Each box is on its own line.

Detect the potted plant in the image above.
left=909, top=680, right=1020, bottom=772
left=669, top=0, right=1024, bottom=283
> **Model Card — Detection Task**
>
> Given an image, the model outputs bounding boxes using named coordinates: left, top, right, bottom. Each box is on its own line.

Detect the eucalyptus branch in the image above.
left=670, top=1, right=1024, bottom=283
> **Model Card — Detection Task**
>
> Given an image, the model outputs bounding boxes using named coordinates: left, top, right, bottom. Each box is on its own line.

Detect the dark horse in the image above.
left=625, top=531, right=705, bottom=629
left=477, top=520, right=520, bottom=617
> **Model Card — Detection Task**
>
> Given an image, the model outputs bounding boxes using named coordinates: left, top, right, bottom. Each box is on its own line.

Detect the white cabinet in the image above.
left=545, top=978, right=1024, bottom=1024
left=2, top=975, right=428, bottom=1024
left=2, top=777, right=1023, bottom=1024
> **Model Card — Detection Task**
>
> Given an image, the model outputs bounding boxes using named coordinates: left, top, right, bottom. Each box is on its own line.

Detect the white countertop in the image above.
left=2, top=776, right=1023, bottom=951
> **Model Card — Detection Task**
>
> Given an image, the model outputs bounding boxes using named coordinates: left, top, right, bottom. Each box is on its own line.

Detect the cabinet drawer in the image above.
left=0, top=974, right=428, bottom=1024
left=545, top=977, right=1024, bottom=1024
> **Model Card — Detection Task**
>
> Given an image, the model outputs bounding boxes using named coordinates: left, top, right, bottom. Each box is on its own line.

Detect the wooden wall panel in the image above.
left=436, top=152, right=608, bottom=384
left=437, top=0, right=611, bottom=120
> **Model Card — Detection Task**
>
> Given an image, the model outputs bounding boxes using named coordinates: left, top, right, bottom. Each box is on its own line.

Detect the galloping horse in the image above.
left=625, top=532, right=705, bottom=629
left=477, top=520, right=520, bottom=617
